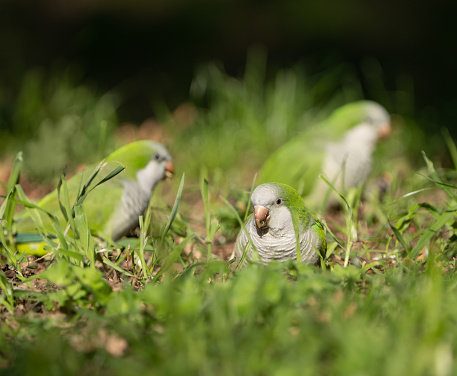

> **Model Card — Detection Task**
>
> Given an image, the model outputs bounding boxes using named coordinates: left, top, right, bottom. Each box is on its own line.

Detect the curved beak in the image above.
left=164, top=160, right=175, bottom=180
left=377, top=122, right=391, bottom=140
left=254, top=205, right=270, bottom=229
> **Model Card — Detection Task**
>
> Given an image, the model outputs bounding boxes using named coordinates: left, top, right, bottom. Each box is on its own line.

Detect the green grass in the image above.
left=1, top=57, right=457, bottom=375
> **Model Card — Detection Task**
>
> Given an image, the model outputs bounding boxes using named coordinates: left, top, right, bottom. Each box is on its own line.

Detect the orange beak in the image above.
left=164, top=161, right=175, bottom=180
left=377, top=122, right=391, bottom=140
left=254, top=206, right=270, bottom=229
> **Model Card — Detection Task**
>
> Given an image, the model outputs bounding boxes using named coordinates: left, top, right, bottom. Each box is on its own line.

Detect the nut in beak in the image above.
left=254, top=206, right=270, bottom=229
left=377, top=122, right=391, bottom=140
left=164, top=161, right=175, bottom=180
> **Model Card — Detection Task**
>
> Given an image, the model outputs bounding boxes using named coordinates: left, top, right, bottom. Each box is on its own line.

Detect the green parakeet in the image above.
left=258, top=101, right=391, bottom=208
left=232, top=183, right=326, bottom=266
left=14, top=140, right=174, bottom=255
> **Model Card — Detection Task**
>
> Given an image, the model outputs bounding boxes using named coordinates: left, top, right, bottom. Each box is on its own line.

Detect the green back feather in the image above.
left=105, top=141, right=156, bottom=180
left=276, top=183, right=312, bottom=224
left=277, top=183, right=327, bottom=257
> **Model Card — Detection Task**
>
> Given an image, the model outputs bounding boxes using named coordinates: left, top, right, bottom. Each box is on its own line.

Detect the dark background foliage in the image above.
left=1, top=0, right=456, bottom=132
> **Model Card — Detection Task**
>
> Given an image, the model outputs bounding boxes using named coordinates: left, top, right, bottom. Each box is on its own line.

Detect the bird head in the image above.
left=163, top=160, right=175, bottom=180
left=331, top=100, right=391, bottom=140
left=251, top=183, right=306, bottom=232
left=363, top=101, right=391, bottom=140
left=134, top=141, right=174, bottom=193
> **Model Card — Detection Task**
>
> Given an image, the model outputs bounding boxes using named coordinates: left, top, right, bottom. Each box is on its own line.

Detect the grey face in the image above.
left=251, top=184, right=282, bottom=208
left=364, top=102, right=391, bottom=128
left=136, top=142, right=174, bottom=193
left=251, top=184, right=292, bottom=234
left=150, top=141, right=172, bottom=163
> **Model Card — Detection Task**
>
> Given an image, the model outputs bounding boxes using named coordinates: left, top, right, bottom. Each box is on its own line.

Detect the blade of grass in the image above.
left=421, top=150, right=457, bottom=201
left=410, top=209, right=455, bottom=259
left=74, top=163, right=125, bottom=211
left=55, top=247, right=85, bottom=262
left=0, top=153, right=24, bottom=269
left=3, top=152, right=23, bottom=232
left=138, top=215, right=149, bottom=279
left=0, top=270, right=14, bottom=314
left=200, top=176, right=220, bottom=263
left=57, top=171, right=80, bottom=255
left=15, top=185, right=70, bottom=259
left=81, top=164, right=125, bottom=199
left=221, top=196, right=259, bottom=269
left=161, top=173, right=185, bottom=240
left=74, top=205, right=95, bottom=267
left=319, top=158, right=348, bottom=212
left=387, top=216, right=411, bottom=254
left=201, top=177, right=212, bottom=261
left=56, top=168, right=69, bottom=222
left=0, top=190, right=21, bottom=268
left=442, top=128, right=457, bottom=169
left=244, top=174, right=257, bottom=221
left=386, top=187, right=435, bottom=205
left=102, top=257, right=136, bottom=278
left=320, top=174, right=353, bottom=267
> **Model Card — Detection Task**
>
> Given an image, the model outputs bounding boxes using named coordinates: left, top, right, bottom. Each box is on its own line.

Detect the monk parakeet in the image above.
left=14, top=140, right=174, bottom=255
left=258, top=101, right=391, bottom=208
left=231, top=183, right=326, bottom=266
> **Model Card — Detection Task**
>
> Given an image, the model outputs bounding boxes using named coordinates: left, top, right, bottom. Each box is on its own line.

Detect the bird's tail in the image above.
left=1, top=233, right=51, bottom=257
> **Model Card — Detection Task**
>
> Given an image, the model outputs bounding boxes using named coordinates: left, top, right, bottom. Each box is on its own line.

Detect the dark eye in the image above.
left=276, top=198, right=282, bottom=205
left=154, top=153, right=161, bottom=161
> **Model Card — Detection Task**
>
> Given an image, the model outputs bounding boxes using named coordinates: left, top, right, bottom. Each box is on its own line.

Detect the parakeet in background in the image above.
left=258, top=101, right=391, bottom=209
left=14, top=140, right=174, bottom=254
left=232, top=183, right=326, bottom=266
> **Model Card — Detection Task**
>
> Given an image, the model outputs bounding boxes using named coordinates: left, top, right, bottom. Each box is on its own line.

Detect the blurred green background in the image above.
left=0, top=0, right=456, bottom=181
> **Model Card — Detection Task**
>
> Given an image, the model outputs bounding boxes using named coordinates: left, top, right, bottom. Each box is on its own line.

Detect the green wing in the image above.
left=310, top=218, right=327, bottom=259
